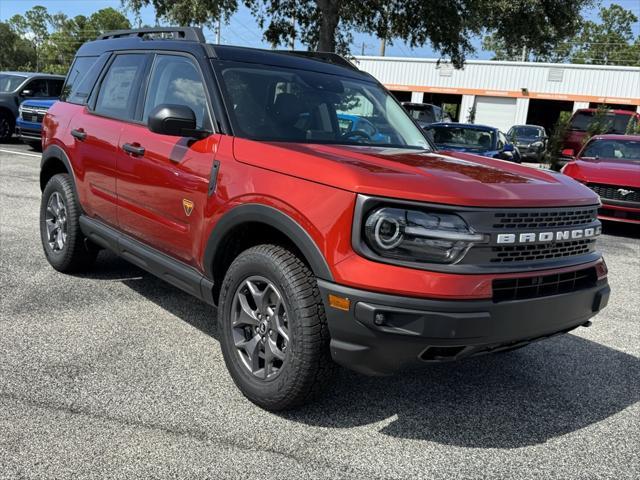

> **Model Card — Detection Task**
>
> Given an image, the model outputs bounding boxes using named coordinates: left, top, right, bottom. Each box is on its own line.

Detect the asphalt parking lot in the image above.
left=1, top=140, right=638, bottom=479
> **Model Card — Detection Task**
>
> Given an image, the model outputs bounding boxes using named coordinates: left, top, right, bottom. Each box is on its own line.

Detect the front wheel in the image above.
left=218, top=245, right=336, bottom=411
left=0, top=111, right=14, bottom=142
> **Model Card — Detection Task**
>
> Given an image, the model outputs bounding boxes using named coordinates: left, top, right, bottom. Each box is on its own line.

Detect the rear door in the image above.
left=68, top=53, right=150, bottom=226
left=116, top=53, right=220, bottom=266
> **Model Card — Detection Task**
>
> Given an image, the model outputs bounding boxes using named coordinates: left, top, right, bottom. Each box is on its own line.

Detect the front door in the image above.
left=116, top=53, right=220, bottom=266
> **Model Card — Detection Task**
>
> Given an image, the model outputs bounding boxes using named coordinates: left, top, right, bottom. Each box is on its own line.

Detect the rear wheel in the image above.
left=218, top=245, right=336, bottom=411
left=40, top=174, right=97, bottom=272
left=0, top=111, right=14, bottom=142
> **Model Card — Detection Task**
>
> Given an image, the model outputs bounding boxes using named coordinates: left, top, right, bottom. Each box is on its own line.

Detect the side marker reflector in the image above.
left=328, top=294, right=351, bottom=311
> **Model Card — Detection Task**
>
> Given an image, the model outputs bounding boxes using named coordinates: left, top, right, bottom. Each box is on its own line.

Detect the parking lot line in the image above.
left=0, top=148, right=41, bottom=158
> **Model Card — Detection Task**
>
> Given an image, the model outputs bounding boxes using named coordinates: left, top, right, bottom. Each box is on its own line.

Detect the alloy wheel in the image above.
left=231, top=276, right=290, bottom=380
left=45, top=192, right=68, bottom=252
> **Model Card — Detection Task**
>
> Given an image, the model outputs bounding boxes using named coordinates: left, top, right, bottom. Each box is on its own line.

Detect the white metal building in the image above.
left=354, top=56, right=640, bottom=133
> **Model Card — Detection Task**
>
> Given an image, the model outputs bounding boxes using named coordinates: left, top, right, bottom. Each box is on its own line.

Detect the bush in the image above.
left=545, top=111, right=572, bottom=170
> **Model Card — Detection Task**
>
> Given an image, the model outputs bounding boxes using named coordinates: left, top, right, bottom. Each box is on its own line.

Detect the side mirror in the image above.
left=148, top=104, right=206, bottom=138
left=503, top=143, right=514, bottom=152
left=561, top=148, right=575, bottom=157
left=21, top=89, right=34, bottom=97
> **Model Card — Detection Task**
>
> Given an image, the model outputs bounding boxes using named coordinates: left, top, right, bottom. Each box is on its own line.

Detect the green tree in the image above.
left=484, top=4, right=640, bottom=66
left=545, top=111, right=572, bottom=170
left=571, top=4, right=639, bottom=65
left=124, top=0, right=593, bottom=65
left=6, top=6, right=130, bottom=74
left=0, top=22, right=37, bottom=70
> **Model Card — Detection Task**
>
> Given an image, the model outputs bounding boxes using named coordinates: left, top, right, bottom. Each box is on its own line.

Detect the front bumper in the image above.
left=599, top=201, right=640, bottom=224
left=15, top=119, right=42, bottom=141
left=318, top=277, right=609, bottom=375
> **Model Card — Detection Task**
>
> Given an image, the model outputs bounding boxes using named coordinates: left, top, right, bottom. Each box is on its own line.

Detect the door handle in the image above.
left=123, top=143, right=145, bottom=156
left=71, top=128, right=87, bottom=141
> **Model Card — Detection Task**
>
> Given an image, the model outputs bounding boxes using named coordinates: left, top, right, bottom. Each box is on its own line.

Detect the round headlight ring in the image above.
left=373, top=215, right=403, bottom=250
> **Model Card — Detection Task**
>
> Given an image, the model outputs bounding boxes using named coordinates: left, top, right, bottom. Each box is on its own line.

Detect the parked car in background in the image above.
left=562, top=108, right=640, bottom=157
left=16, top=99, right=56, bottom=150
left=507, top=124, right=547, bottom=162
left=425, top=123, right=521, bottom=163
left=0, top=71, right=65, bottom=142
left=563, top=134, right=640, bottom=224
left=402, top=102, right=452, bottom=128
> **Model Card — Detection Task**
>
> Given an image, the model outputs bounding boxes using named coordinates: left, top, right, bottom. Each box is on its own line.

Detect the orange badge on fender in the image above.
left=182, top=199, right=194, bottom=216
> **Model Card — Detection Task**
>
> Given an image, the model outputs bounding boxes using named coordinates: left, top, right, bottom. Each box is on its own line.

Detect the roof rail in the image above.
left=97, top=27, right=206, bottom=43
left=279, top=51, right=360, bottom=71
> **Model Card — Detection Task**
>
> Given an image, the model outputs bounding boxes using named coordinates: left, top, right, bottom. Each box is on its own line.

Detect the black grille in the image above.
left=493, top=267, right=597, bottom=302
left=490, top=239, right=595, bottom=263
left=588, top=183, right=639, bottom=203
left=492, top=208, right=598, bottom=229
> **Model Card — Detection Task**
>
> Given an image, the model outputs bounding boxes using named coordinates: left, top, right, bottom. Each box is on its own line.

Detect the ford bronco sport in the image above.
left=40, top=28, right=610, bottom=411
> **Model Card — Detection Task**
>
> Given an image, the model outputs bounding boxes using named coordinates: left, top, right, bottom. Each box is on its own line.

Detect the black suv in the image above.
left=0, top=71, right=65, bottom=141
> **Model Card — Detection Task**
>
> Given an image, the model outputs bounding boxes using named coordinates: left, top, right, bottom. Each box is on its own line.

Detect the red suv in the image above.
left=562, top=108, right=640, bottom=157
left=40, top=28, right=610, bottom=411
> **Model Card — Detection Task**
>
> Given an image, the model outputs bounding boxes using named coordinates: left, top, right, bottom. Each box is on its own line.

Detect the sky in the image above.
left=1, top=0, right=639, bottom=59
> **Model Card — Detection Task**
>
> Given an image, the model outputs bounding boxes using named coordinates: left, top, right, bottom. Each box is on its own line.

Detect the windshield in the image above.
left=425, top=125, right=496, bottom=151
left=581, top=139, right=640, bottom=161
left=216, top=63, right=430, bottom=149
left=511, top=126, right=543, bottom=138
left=0, top=74, right=26, bottom=93
left=570, top=111, right=633, bottom=134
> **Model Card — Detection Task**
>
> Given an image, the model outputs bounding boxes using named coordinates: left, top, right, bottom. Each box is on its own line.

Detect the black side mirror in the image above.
left=148, top=104, right=207, bottom=138
left=21, top=89, right=34, bottom=97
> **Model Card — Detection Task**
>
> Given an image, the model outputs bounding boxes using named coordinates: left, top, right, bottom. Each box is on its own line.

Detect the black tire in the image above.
left=218, top=245, right=336, bottom=411
left=40, top=173, right=97, bottom=272
left=0, top=111, right=14, bottom=142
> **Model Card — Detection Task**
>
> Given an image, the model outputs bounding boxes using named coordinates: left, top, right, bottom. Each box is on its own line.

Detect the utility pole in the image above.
left=379, top=37, right=386, bottom=56
left=290, top=13, right=296, bottom=51
left=521, top=45, right=527, bottom=62
left=216, top=18, right=221, bottom=44
left=361, top=42, right=365, bottom=56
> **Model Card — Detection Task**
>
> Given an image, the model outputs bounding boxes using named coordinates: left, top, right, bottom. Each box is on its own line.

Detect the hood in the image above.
left=233, top=139, right=598, bottom=207
left=20, top=99, right=56, bottom=108
left=564, top=159, right=640, bottom=188
left=515, top=136, right=542, bottom=145
left=435, top=144, right=493, bottom=155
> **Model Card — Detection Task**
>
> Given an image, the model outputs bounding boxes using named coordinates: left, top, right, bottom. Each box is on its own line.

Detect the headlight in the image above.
left=363, top=207, right=486, bottom=264
left=531, top=141, right=544, bottom=148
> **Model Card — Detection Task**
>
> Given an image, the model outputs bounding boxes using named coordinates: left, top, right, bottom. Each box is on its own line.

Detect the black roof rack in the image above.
left=279, top=51, right=359, bottom=71
left=97, top=27, right=206, bottom=43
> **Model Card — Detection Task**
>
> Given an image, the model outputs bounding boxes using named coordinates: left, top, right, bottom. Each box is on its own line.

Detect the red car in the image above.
left=563, top=134, right=640, bottom=224
left=39, top=28, right=609, bottom=410
left=562, top=109, right=640, bottom=156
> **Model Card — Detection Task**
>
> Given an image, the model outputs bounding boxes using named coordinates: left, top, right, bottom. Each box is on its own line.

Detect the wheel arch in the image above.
left=204, top=204, right=334, bottom=303
left=40, top=145, right=75, bottom=192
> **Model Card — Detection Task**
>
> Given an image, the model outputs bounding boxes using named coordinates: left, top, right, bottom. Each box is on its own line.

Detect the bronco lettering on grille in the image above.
left=496, top=226, right=601, bottom=244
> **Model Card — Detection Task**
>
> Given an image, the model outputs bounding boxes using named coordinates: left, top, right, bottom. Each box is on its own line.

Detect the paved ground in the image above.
left=1, top=140, right=639, bottom=479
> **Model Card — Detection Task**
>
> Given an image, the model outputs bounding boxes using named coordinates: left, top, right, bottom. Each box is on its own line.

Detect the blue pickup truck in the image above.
left=15, top=98, right=56, bottom=150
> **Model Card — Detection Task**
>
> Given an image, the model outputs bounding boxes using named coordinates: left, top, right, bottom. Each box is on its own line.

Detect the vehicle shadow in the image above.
left=602, top=220, right=640, bottom=239
left=86, top=252, right=639, bottom=449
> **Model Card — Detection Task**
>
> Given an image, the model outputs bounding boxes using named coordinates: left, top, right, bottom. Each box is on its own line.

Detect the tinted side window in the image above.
left=47, top=79, right=63, bottom=97
left=143, top=55, right=209, bottom=129
left=23, top=79, right=49, bottom=97
left=95, top=54, right=148, bottom=121
left=62, top=56, right=97, bottom=103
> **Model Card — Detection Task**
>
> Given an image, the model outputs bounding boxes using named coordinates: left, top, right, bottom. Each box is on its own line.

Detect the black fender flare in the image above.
left=203, top=204, right=334, bottom=282
left=40, top=145, right=76, bottom=191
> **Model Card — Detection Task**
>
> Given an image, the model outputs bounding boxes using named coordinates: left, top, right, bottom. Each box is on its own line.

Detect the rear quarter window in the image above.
left=61, top=55, right=109, bottom=105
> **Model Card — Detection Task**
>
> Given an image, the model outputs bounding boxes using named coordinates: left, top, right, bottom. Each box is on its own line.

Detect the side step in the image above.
left=79, top=215, right=215, bottom=306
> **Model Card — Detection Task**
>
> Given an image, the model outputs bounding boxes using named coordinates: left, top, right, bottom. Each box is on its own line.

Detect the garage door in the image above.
left=474, top=96, right=517, bottom=132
